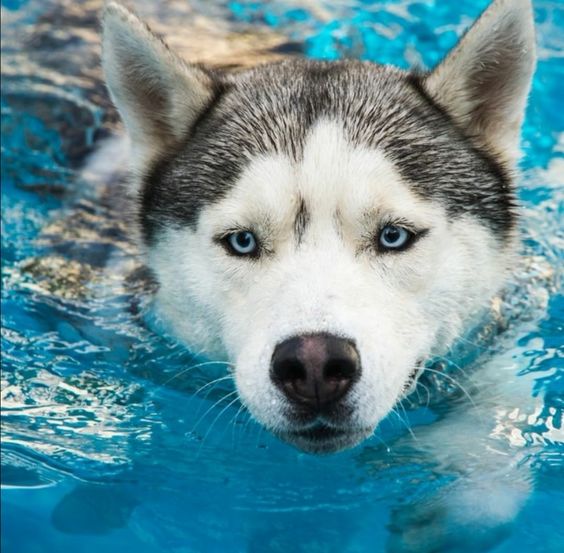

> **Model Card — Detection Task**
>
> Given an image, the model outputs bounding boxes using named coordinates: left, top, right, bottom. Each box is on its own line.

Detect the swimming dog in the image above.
left=101, top=0, right=535, bottom=456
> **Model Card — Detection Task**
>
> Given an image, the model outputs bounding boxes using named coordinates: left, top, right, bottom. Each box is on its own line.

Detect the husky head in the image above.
left=102, top=0, right=535, bottom=453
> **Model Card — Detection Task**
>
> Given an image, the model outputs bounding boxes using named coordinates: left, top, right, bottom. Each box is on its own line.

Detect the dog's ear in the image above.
left=424, top=0, right=536, bottom=165
left=101, top=2, right=217, bottom=163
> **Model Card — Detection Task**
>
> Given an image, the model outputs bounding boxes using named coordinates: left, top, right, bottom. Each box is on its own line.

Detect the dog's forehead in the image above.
left=142, top=60, right=513, bottom=243
left=208, top=118, right=434, bottom=227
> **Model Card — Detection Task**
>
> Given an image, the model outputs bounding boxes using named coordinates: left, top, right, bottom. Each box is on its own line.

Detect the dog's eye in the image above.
left=378, top=225, right=414, bottom=251
left=225, top=231, right=258, bottom=256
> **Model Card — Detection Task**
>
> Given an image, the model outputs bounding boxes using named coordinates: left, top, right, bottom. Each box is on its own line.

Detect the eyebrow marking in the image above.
left=294, top=197, right=309, bottom=246
left=333, top=208, right=344, bottom=240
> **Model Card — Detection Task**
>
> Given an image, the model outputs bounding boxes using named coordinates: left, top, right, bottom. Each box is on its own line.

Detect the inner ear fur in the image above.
left=423, top=0, right=536, bottom=166
left=101, top=2, right=218, bottom=160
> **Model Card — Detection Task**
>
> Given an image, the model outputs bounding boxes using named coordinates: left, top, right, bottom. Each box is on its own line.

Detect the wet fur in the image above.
left=102, top=0, right=535, bottom=449
left=101, top=1, right=536, bottom=548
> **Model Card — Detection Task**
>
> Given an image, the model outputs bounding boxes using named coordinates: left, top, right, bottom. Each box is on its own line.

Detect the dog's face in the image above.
left=102, top=0, right=535, bottom=453
left=146, top=110, right=514, bottom=453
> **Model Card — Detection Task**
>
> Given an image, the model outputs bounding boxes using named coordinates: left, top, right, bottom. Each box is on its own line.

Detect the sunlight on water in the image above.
left=1, top=1, right=563, bottom=552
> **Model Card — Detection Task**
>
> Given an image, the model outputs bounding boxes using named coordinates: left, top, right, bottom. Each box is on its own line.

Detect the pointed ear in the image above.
left=101, top=2, right=217, bottom=163
left=423, top=0, right=536, bottom=165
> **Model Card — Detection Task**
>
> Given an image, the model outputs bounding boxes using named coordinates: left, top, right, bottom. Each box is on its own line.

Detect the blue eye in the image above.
left=226, top=231, right=258, bottom=256
left=378, top=225, right=413, bottom=251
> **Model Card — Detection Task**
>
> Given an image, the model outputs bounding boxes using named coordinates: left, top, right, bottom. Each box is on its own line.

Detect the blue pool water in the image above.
left=1, top=1, right=563, bottom=552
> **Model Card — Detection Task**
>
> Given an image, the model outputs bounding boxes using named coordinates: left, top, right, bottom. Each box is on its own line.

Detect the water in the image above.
left=1, top=1, right=562, bottom=551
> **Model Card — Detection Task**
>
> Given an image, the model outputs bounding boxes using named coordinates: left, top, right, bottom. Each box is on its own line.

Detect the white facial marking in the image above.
left=149, top=119, right=510, bottom=451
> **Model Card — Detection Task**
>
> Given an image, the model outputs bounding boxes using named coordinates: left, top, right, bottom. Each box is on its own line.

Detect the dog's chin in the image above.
left=276, top=425, right=372, bottom=454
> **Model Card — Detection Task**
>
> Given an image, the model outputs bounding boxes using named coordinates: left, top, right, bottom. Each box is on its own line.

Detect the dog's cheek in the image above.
left=376, top=215, right=514, bottom=358
left=350, top=306, right=432, bottom=426
left=146, top=227, right=233, bottom=357
left=424, top=217, right=513, bottom=351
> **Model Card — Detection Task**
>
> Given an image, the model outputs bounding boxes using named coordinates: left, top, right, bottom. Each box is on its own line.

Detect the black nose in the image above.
left=270, top=333, right=361, bottom=411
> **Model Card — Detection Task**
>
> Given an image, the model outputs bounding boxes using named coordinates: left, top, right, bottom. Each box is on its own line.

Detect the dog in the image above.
left=101, top=0, right=535, bottom=457
left=100, top=1, right=541, bottom=549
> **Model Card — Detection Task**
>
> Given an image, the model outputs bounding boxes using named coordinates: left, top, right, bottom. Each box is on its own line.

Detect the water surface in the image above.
left=1, top=1, right=563, bottom=552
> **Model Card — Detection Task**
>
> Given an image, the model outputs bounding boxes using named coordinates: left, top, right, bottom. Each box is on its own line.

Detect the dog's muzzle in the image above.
left=269, top=333, right=364, bottom=452
left=270, top=333, right=361, bottom=415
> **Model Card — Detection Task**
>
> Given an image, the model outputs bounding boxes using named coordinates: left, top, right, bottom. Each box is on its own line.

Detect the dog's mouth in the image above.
left=278, top=422, right=371, bottom=453
left=289, top=423, right=347, bottom=441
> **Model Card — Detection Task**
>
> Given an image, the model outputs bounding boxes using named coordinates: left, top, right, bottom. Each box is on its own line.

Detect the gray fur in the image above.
left=143, top=61, right=515, bottom=243
left=100, top=0, right=535, bottom=247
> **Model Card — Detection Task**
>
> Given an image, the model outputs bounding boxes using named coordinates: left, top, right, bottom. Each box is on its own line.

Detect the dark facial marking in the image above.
left=142, top=60, right=516, bottom=245
left=333, top=208, right=344, bottom=240
left=294, top=197, right=309, bottom=246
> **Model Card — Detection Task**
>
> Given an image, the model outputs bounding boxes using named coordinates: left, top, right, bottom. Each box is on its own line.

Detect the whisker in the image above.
left=159, top=360, right=234, bottom=388
left=190, top=390, right=239, bottom=436
left=192, top=375, right=234, bottom=397
left=415, top=380, right=432, bottom=409
left=420, top=366, right=477, bottom=409
left=415, top=382, right=425, bottom=406
left=432, top=355, right=478, bottom=383
left=397, top=402, right=418, bottom=442
left=230, top=403, right=248, bottom=448
left=370, top=430, right=392, bottom=452
left=239, top=409, right=259, bottom=448
left=191, top=375, right=236, bottom=420
left=198, top=396, right=241, bottom=454
left=452, top=334, right=489, bottom=352
left=390, top=407, right=416, bottom=441
left=254, top=421, right=266, bottom=450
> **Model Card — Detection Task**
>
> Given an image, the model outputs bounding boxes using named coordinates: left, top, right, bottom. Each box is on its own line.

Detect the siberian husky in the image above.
left=101, top=0, right=536, bottom=452
left=101, top=0, right=536, bottom=546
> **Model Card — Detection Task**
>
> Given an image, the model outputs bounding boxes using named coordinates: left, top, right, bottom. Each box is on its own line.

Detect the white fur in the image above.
left=99, top=0, right=538, bottom=541
left=149, top=120, right=512, bottom=442
left=99, top=0, right=534, bottom=453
